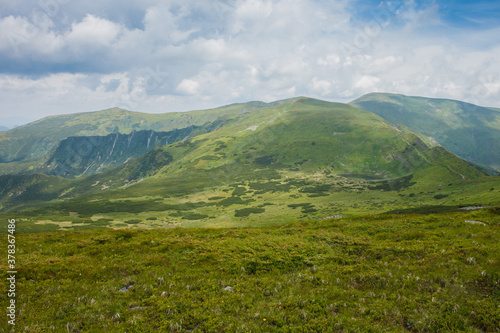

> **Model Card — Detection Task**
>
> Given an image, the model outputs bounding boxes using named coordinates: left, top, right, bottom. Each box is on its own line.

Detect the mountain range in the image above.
left=351, top=93, right=500, bottom=173
left=0, top=94, right=498, bottom=231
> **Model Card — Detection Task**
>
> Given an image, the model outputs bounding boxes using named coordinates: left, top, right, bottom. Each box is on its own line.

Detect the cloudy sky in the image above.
left=0, top=0, right=499, bottom=123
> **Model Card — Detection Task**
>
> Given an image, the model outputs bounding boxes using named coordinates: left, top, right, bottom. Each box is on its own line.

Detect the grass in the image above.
left=0, top=101, right=272, bottom=176
left=5, top=168, right=499, bottom=232
left=351, top=93, right=500, bottom=172
left=0, top=209, right=498, bottom=331
left=0, top=96, right=498, bottom=330
left=0, top=97, right=494, bottom=218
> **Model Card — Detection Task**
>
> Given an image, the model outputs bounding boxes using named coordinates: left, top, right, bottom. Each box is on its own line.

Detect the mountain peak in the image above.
left=351, top=93, right=500, bottom=172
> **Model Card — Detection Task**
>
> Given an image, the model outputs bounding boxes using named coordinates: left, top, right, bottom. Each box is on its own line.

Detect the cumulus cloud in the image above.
left=354, top=75, right=381, bottom=90
left=176, top=78, right=200, bottom=95
left=66, top=14, right=122, bottom=46
left=0, top=0, right=499, bottom=120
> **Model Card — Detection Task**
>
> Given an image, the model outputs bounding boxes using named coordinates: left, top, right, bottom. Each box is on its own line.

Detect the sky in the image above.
left=0, top=0, right=499, bottom=124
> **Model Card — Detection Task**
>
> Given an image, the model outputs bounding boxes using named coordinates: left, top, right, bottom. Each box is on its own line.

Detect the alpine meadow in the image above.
left=0, top=95, right=498, bottom=332
left=0, top=0, right=499, bottom=332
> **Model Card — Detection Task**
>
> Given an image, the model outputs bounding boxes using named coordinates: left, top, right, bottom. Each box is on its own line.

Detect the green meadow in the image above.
left=0, top=96, right=499, bottom=331
left=0, top=209, right=498, bottom=332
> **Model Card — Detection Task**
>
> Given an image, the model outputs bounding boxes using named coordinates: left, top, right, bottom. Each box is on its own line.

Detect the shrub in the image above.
left=125, top=219, right=142, bottom=224
left=234, top=207, right=265, bottom=217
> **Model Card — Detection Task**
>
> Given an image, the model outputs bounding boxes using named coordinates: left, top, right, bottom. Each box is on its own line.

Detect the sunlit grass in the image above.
left=0, top=209, right=498, bottom=332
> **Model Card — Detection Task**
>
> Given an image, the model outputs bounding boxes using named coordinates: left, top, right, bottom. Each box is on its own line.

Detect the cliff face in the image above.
left=46, top=127, right=196, bottom=178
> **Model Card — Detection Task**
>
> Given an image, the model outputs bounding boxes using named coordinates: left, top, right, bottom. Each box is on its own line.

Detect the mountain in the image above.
left=147, top=97, right=484, bottom=180
left=1, top=97, right=497, bottom=229
left=4, top=100, right=497, bottom=332
left=0, top=101, right=496, bottom=333
left=0, top=126, right=9, bottom=131
left=0, top=102, right=278, bottom=176
left=44, top=125, right=226, bottom=178
left=350, top=93, right=500, bottom=172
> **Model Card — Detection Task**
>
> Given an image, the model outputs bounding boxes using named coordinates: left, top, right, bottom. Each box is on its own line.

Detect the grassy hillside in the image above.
left=350, top=93, right=500, bottom=172
left=154, top=98, right=485, bottom=178
left=0, top=147, right=176, bottom=213
left=44, top=123, right=227, bottom=178
left=0, top=101, right=277, bottom=176
left=0, top=97, right=498, bottom=331
left=1, top=98, right=498, bottom=230
left=0, top=209, right=498, bottom=331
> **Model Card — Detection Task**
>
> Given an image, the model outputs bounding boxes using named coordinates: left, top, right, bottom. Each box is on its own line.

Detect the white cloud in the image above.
left=67, top=14, right=122, bottom=46
left=310, top=78, right=333, bottom=96
left=176, top=78, right=200, bottom=95
left=235, top=0, right=273, bottom=21
left=0, top=0, right=499, bottom=120
left=0, top=73, right=129, bottom=119
left=354, top=75, right=381, bottom=90
left=317, top=54, right=341, bottom=68
left=0, top=15, right=61, bottom=55
left=396, top=0, right=443, bottom=30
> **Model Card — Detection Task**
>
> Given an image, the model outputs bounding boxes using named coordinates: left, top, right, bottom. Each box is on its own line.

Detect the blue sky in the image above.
left=0, top=0, right=499, bottom=122
left=440, top=0, right=500, bottom=27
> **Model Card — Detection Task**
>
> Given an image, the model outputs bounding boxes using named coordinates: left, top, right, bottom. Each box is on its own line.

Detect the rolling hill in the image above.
left=1, top=97, right=497, bottom=230
left=350, top=93, right=500, bottom=173
left=0, top=101, right=279, bottom=176
left=1, top=98, right=497, bottom=332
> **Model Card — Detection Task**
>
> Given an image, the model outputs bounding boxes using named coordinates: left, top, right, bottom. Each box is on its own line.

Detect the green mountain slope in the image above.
left=1, top=97, right=497, bottom=227
left=0, top=101, right=279, bottom=176
left=44, top=124, right=225, bottom=178
left=45, top=130, right=185, bottom=178
left=350, top=93, right=500, bottom=172
left=0, top=146, right=176, bottom=212
left=149, top=97, right=483, bottom=180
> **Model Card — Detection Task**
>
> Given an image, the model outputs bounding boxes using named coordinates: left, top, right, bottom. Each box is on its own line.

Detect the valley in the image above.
left=5, top=170, right=499, bottom=233
left=0, top=94, right=498, bottom=332
left=0, top=96, right=498, bottom=232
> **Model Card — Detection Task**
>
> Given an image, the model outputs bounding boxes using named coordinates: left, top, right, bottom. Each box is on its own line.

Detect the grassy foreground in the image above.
left=1, top=209, right=499, bottom=332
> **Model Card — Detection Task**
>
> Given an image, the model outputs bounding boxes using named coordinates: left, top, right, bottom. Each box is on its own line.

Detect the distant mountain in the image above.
left=0, top=97, right=491, bottom=216
left=0, top=102, right=278, bottom=176
left=350, top=93, right=500, bottom=173
left=0, top=116, right=34, bottom=130
left=0, top=126, right=9, bottom=131
left=45, top=127, right=218, bottom=178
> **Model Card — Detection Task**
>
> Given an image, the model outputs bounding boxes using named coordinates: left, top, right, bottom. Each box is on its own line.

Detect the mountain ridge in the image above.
left=45, top=128, right=204, bottom=178
left=0, top=100, right=281, bottom=175
left=350, top=92, right=500, bottom=172
left=1, top=97, right=496, bottom=223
